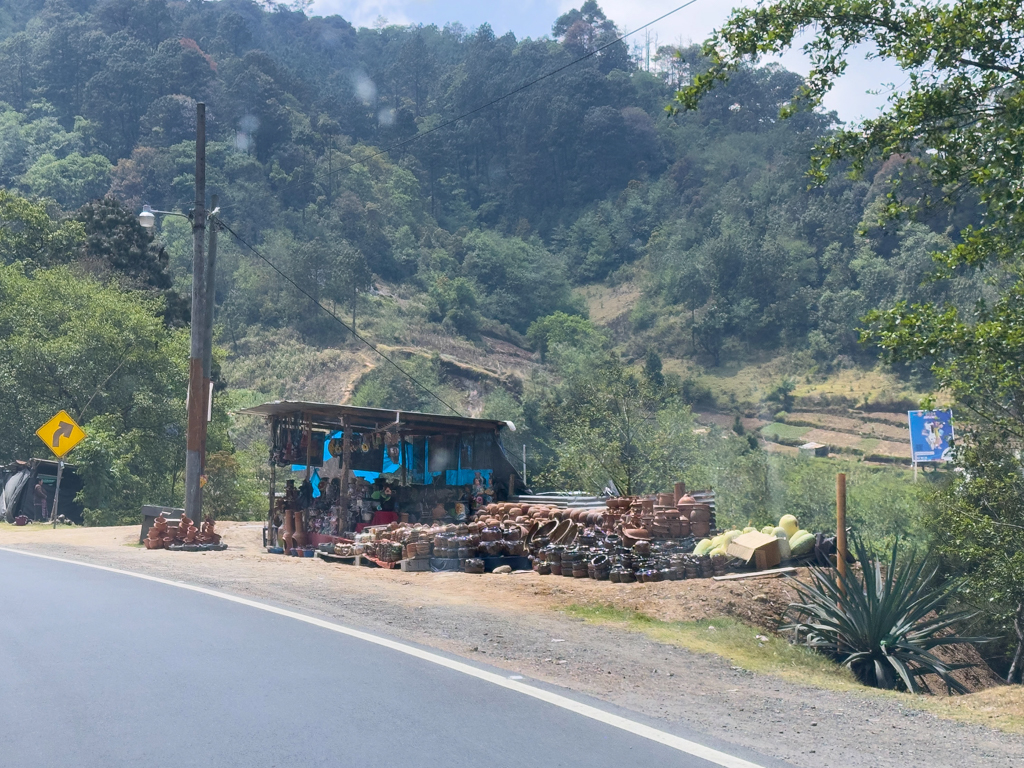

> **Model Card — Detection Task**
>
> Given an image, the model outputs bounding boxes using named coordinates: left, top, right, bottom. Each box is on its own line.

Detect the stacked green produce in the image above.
left=692, top=514, right=817, bottom=562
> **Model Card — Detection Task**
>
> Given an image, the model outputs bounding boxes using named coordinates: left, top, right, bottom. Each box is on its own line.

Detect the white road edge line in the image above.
left=0, top=547, right=767, bottom=768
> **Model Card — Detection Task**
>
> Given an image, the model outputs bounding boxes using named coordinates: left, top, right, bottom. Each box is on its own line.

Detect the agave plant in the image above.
left=782, top=536, right=990, bottom=693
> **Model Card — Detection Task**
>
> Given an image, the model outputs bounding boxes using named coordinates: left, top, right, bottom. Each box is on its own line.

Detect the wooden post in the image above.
left=268, top=460, right=276, bottom=547
left=836, top=472, right=848, bottom=582
left=339, top=416, right=351, bottom=534
left=304, top=416, right=313, bottom=479
left=400, top=430, right=406, bottom=487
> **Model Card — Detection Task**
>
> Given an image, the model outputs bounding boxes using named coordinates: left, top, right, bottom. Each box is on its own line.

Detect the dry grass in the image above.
left=577, top=283, right=642, bottom=325
left=917, top=686, right=1024, bottom=735
left=564, top=604, right=865, bottom=692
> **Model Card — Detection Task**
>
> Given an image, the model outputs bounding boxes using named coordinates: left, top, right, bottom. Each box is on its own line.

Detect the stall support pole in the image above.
left=303, top=416, right=312, bottom=535
left=268, top=460, right=276, bottom=547
left=836, top=472, right=848, bottom=585
left=339, top=416, right=350, bottom=535
left=400, top=430, right=406, bottom=488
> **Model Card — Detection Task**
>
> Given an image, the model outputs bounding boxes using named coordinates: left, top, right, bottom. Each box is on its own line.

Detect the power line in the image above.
left=213, top=4, right=704, bottom=414
left=217, top=221, right=463, bottom=417
left=220, top=0, right=701, bottom=212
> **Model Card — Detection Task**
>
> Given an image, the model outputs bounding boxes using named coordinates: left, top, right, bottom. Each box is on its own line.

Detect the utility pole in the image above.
left=185, top=103, right=207, bottom=525
left=201, top=193, right=219, bottom=470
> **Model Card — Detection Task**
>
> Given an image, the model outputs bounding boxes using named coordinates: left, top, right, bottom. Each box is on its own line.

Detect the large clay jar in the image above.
left=674, top=482, right=686, bottom=504
left=282, top=509, right=295, bottom=550
left=293, top=509, right=307, bottom=549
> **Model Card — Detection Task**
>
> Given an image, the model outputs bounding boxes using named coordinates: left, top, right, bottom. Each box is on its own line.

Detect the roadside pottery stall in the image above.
left=311, top=482, right=833, bottom=579
left=235, top=401, right=526, bottom=558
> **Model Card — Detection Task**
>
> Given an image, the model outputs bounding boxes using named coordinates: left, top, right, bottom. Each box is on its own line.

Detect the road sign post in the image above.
left=36, top=410, right=86, bottom=527
left=49, top=460, right=64, bottom=528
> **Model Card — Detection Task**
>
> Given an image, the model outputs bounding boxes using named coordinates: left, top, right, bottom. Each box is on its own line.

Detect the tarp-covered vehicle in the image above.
left=1, top=459, right=84, bottom=524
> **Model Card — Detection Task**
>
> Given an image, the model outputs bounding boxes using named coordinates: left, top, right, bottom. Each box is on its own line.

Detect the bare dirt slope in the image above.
left=3, top=523, right=1023, bottom=768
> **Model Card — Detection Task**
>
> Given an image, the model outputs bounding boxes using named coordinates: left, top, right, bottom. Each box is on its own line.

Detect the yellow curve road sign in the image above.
left=36, top=410, right=86, bottom=458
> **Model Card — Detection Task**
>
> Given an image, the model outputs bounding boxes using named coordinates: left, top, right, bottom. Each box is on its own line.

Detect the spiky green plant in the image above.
left=782, top=537, right=991, bottom=693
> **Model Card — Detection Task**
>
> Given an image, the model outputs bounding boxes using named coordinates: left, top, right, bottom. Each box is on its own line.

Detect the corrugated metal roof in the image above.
left=234, top=400, right=513, bottom=434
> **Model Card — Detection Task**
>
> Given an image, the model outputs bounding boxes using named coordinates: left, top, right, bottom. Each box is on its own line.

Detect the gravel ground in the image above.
left=3, top=522, right=1023, bottom=768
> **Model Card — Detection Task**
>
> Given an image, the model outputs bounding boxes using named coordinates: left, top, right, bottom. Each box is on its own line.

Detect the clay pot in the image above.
left=690, top=520, right=710, bottom=538
left=522, top=520, right=539, bottom=545
left=674, top=482, right=686, bottom=503
left=623, top=527, right=650, bottom=540
left=558, top=522, right=579, bottom=546
left=657, top=493, right=675, bottom=507
left=548, top=519, right=570, bottom=544
left=532, top=520, right=558, bottom=544
left=688, top=505, right=711, bottom=524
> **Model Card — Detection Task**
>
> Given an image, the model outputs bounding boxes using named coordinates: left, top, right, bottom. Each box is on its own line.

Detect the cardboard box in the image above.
left=726, top=532, right=781, bottom=570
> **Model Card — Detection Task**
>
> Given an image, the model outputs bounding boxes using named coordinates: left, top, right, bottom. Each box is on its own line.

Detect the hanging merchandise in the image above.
left=385, top=430, right=401, bottom=463
left=328, top=436, right=344, bottom=458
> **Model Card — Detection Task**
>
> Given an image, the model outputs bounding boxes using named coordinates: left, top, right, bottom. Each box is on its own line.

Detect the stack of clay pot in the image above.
left=144, top=514, right=170, bottom=549
left=197, top=517, right=221, bottom=545
left=676, top=494, right=712, bottom=539
left=144, top=513, right=223, bottom=550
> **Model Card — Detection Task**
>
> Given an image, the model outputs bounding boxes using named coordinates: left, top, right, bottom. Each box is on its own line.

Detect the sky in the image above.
left=307, top=0, right=905, bottom=124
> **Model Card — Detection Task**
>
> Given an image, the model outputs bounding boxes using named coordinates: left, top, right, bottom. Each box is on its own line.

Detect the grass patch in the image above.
left=857, top=437, right=881, bottom=454
left=916, top=686, right=1024, bottom=735
left=760, top=422, right=811, bottom=442
left=0, top=521, right=58, bottom=532
left=563, top=603, right=862, bottom=691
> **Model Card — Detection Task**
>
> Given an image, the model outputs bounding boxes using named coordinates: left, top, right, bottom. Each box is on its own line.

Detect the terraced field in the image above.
left=698, top=409, right=912, bottom=462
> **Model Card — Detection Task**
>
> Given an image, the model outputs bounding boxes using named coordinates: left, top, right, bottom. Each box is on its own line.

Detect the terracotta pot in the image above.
left=690, top=520, right=710, bottom=538
left=548, top=519, right=571, bottom=544
left=522, top=520, right=539, bottom=545
left=657, top=493, right=675, bottom=507
left=533, top=519, right=558, bottom=542
left=689, top=505, right=711, bottom=524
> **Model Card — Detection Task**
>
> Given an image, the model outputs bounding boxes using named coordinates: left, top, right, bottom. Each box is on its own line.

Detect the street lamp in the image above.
left=137, top=204, right=189, bottom=228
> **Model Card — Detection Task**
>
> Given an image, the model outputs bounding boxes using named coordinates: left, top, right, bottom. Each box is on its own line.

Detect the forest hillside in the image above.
left=0, top=0, right=970, bottom=528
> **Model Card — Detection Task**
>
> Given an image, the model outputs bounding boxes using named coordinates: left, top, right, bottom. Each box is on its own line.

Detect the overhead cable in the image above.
left=220, top=0, right=701, bottom=212
left=218, top=221, right=464, bottom=417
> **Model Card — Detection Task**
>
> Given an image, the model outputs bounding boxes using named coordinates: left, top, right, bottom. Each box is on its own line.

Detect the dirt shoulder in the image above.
left=3, top=522, right=1023, bottom=768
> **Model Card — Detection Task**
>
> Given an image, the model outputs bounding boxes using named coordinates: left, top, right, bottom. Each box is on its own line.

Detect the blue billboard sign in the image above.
left=907, top=410, right=954, bottom=463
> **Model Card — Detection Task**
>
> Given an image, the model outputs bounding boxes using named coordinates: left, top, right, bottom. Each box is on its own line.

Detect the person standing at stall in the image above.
left=33, top=479, right=48, bottom=520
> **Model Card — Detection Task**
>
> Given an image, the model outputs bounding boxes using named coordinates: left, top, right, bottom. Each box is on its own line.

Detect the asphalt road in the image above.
left=0, top=550, right=788, bottom=768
